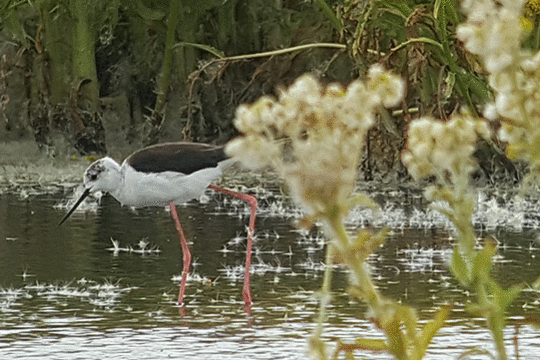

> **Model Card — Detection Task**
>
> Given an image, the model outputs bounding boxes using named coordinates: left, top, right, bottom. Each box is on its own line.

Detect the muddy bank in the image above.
left=0, top=140, right=87, bottom=189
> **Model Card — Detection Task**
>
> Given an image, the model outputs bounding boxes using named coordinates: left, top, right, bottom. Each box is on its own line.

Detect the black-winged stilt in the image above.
left=58, top=142, right=257, bottom=310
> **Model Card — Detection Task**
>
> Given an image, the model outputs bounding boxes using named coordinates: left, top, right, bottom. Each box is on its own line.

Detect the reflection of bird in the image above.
left=59, top=142, right=257, bottom=310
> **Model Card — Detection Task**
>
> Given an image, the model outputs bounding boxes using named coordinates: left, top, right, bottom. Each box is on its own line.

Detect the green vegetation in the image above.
left=1, top=0, right=514, bottom=152
left=0, top=0, right=338, bottom=150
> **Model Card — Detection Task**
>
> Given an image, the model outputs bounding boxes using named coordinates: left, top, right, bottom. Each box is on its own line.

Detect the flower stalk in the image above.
left=228, top=66, right=450, bottom=359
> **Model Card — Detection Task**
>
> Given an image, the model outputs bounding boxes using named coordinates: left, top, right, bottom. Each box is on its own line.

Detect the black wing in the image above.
left=126, top=142, right=228, bottom=175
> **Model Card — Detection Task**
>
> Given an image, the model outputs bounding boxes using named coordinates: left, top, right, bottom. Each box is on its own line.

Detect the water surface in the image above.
left=0, top=186, right=540, bottom=359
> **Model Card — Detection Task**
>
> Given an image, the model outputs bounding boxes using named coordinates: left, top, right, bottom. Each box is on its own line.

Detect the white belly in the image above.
left=112, top=165, right=225, bottom=208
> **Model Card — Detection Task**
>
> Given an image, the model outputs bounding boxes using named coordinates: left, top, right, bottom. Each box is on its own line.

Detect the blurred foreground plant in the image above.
left=401, top=113, right=523, bottom=359
left=224, top=0, right=540, bottom=358
left=401, top=1, right=540, bottom=359
left=458, top=0, right=540, bottom=182
left=226, top=67, right=451, bottom=359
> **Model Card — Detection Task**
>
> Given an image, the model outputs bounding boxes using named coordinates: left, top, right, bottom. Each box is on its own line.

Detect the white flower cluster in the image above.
left=226, top=65, right=404, bottom=213
left=457, top=0, right=540, bottom=166
left=458, top=0, right=526, bottom=73
left=402, top=114, right=491, bottom=182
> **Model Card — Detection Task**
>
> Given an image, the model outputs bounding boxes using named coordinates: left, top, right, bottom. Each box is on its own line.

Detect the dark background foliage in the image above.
left=1, top=0, right=538, bottom=181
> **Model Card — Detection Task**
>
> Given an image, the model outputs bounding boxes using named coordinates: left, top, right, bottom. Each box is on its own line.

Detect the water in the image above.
left=0, top=185, right=540, bottom=359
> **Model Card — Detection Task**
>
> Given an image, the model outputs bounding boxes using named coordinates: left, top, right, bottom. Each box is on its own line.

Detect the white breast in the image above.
left=110, top=160, right=233, bottom=208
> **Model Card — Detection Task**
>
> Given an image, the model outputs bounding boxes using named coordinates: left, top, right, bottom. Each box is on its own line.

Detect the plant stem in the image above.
left=327, top=211, right=381, bottom=306
left=311, top=242, right=335, bottom=360
left=216, top=43, right=346, bottom=62
left=71, top=0, right=99, bottom=111
left=450, top=182, right=508, bottom=360
left=154, top=0, right=181, bottom=119
left=40, top=0, right=70, bottom=105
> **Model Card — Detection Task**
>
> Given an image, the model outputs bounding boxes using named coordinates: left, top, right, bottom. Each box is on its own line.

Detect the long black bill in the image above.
left=58, top=188, right=92, bottom=226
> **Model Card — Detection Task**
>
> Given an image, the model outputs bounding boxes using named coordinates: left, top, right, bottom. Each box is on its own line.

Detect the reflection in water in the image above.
left=0, top=189, right=539, bottom=359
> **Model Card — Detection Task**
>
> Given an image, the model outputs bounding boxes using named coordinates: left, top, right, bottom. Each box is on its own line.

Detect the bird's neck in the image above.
left=107, top=162, right=127, bottom=204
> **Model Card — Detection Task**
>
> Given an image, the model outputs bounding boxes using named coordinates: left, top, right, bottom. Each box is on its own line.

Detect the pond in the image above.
left=0, top=182, right=539, bottom=359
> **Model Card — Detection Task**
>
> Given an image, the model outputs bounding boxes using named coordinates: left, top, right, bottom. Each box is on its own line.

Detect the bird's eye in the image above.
left=87, top=170, right=100, bottom=181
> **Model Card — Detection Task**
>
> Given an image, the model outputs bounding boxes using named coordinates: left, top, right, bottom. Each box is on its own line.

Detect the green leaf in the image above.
left=433, top=0, right=443, bottom=21
left=465, top=303, right=483, bottom=316
left=385, top=0, right=412, bottom=17
left=389, top=37, right=444, bottom=53
left=443, top=72, right=456, bottom=99
left=471, top=239, right=497, bottom=284
left=136, top=0, right=166, bottom=21
left=348, top=338, right=389, bottom=352
left=173, top=42, right=225, bottom=58
left=2, top=7, right=27, bottom=45
left=416, top=305, right=451, bottom=357
left=450, top=246, right=470, bottom=286
left=395, top=304, right=418, bottom=343
left=443, top=0, right=460, bottom=24
left=346, top=193, right=380, bottom=213
left=384, top=317, right=408, bottom=360
left=496, top=283, right=524, bottom=310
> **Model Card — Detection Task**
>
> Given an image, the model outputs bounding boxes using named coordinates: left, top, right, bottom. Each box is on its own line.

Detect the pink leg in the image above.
left=169, top=201, right=191, bottom=307
left=209, top=185, right=257, bottom=309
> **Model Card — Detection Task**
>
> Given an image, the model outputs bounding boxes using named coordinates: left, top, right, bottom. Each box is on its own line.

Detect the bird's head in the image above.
left=82, top=157, right=122, bottom=193
left=59, top=157, right=122, bottom=225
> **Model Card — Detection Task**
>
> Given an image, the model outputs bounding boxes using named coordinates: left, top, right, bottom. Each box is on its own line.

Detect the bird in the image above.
left=58, top=142, right=257, bottom=311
